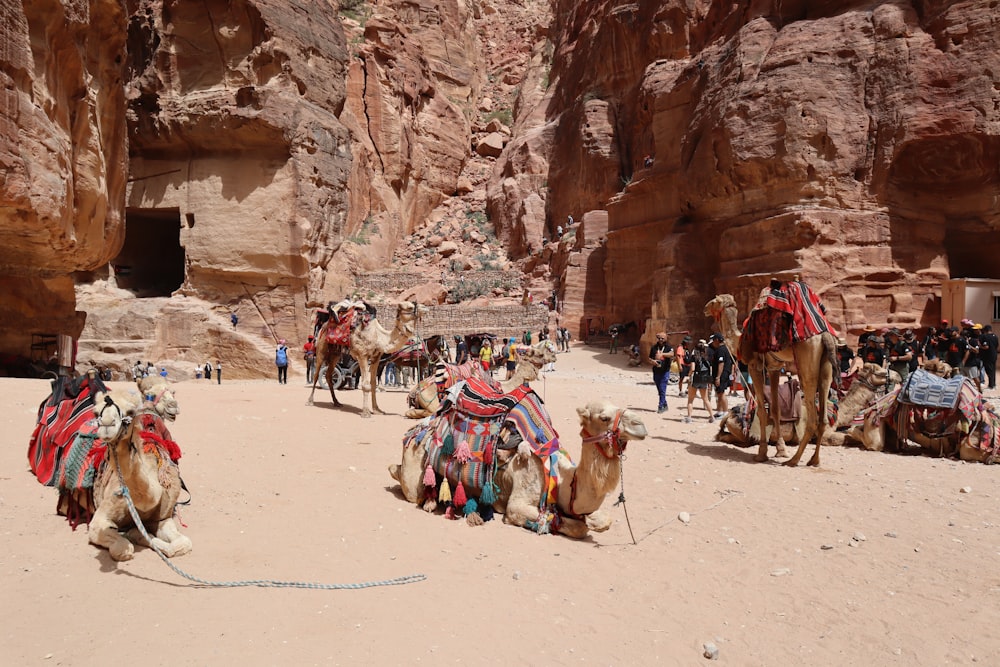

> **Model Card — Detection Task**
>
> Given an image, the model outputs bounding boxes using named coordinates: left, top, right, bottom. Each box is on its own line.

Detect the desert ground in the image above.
left=3, top=344, right=999, bottom=666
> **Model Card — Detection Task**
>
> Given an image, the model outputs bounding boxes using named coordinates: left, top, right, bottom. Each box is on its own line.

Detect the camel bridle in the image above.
left=97, top=395, right=133, bottom=441
left=580, top=409, right=627, bottom=459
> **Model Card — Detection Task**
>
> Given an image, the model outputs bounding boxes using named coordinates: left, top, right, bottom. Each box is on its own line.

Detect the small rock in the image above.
left=821, top=544, right=834, bottom=550
left=885, top=531, right=897, bottom=538
left=703, top=642, right=719, bottom=660
left=512, top=571, right=520, bottom=580
left=771, top=567, right=791, bottom=577
left=678, top=512, right=691, bottom=524
left=853, top=532, right=867, bottom=542
left=961, top=486, right=972, bottom=494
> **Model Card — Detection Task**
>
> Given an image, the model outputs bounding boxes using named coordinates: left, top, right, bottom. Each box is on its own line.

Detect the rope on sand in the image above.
left=634, top=489, right=744, bottom=544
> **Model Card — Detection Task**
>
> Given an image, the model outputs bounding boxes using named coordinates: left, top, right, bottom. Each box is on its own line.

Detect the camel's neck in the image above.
left=500, top=363, right=539, bottom=392
left=719, top=305, right=742, bottom=350
left=560, top=441, right=620, bottom=515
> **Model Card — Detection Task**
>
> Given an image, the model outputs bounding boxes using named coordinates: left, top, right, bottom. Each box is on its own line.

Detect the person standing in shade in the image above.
left=454, top=335, right=469, bottom=364
left=215, top=359, right=222, bottom=384
left=886, top=329, right=913, bottom=382
left=609, top=326, right=619, bottom=355
left=708, top=333, right=732, bottom=418
left=649, top=332, right=674, bottom=414
left=684, top=340, right=716, bottom=424
left=275, top=339, right=289, bottom=384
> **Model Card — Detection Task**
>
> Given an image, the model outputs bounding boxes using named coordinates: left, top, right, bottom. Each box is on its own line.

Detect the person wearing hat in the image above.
left=903, top=329, right=920, bottom=375
left=708, top=333, right=733, bottom=417
left=275, top=338, right=289, bottom=384
left=303, top=335, right=317, bottom=384
left=858, top=325, right=876, bottom=352
left=861, top=334, right=885, bottom=366
left=649, top=332, right=675, bottom=413
left=886, top=329, right=913, bottom=382
left=980, top=325, right=998, bottom=390
left=943, top=327, right=968, bottom=375
left=835, top=337, right=855, bottom=375
left=965, top=325, right=983, bottom=392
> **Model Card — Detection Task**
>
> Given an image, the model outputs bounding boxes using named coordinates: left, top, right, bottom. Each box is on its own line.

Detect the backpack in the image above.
left=695, top=354, right=711, bottom=378
left=276, top=346, right=288, bottom=366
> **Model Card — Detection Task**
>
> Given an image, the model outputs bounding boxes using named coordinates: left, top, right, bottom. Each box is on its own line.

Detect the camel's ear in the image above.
left=576, top=405, right=590, bottom=422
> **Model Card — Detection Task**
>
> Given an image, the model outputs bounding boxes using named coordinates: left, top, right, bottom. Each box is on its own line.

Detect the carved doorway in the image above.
left=114, top=207, right=185, bottom=297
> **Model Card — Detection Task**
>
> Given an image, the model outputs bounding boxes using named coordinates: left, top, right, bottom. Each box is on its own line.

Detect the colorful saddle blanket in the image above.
left=899, top=368, right=982, bottom=427
left=28, top=374, right=108, bottom=487
left=325, top=308, right=362, bottom=346
left=740, top=281, right=835, bottom=357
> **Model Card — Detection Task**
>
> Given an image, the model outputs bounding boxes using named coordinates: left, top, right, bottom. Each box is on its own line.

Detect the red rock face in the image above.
left=505, top=0, right=1000, bottom=344
left=0, top=0, right=128, bottom=352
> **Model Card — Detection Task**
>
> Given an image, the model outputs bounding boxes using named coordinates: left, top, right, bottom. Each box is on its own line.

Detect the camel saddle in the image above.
left=325, top=308, right=363, bottom=346
left=740, top=280, right=835, bottom=358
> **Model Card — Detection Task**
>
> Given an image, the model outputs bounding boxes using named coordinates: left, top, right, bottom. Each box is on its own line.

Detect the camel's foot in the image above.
left=774, top=444, right=790, bottom=458
left=753, top=452, right=769, bottom=463
left=585, top=510, right=612, bottom=533
left=466, top=512, right=484, bottom=527
left=807, top=453, right=820, bottom=467
left=306, top=398, right=314, bottom=406
left=109, top=540, right=135, bottom=562
left=388, top=464, right=400, bottom=482
left=360, top=409, right=372, bottom=419
left=783, top=455, right=803, bottom=467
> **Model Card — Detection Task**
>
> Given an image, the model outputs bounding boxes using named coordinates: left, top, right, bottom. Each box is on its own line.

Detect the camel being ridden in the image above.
left=705, top=287, right=837, bottom=466
left=89, top=387, right=191, bottom=562
left=307, top=301, right=427, bottom=417
left=404, top=342, right=557, bottom=419
left=389, top=399, right=647, bottom=538
left=307, top=300, right=370, bottom=409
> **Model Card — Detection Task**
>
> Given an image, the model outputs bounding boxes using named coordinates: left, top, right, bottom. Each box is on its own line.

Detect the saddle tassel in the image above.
left=453, top=481, right=467, bottom=508
left=423, top=464, right=436, bottom=487
left=438, top=478, right=452, bottom=503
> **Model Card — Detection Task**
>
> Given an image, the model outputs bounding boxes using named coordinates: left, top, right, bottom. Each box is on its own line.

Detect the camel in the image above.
left=822, top=364, right=898, bottom=449
left=403, top=342, right=557, bottom=419
left=89, top=387, right=191, bottom=561
left=389, top=399, right=648, bottom=538
left=307, top=301, right=427, bottom=417
left=705, top=291, right=837, bottom=466
left=715, top=378, right=807, bottom=451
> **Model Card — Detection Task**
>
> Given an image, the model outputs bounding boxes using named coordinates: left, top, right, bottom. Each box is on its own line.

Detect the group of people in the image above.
left=649, top=333, right=736, bottom=423
left=841, top=319, right=997, bottom=391
left=130, top=360, right=168, bottom=381
left=196, top=360, right=222, bottom=383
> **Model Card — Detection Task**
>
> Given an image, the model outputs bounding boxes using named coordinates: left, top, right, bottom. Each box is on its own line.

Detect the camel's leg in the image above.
left=555, top=517, right=590, bottom=539
left=585, top=509, right=613, bottom=533
left=366, top=362, right=385, bottom=415
left=89, top=507, right=135, bottom=561
left=748, top=366, right=771, bottom=462
left=357, top=358, right=374, bottom=418
left=126, top=518, right=192, bottom=558
left=326, top=357, right=341, bottom=406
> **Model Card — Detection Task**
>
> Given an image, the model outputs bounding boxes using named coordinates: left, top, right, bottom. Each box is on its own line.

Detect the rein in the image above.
left=580, top=410, right=626, bottom=459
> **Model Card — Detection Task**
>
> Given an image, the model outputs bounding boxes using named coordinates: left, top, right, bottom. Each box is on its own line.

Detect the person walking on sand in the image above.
left=684, top=340, right=715, bottom=424
left=303, top=335, right=316, bottom=384
left=215, top=359, right=222, bottom=384
left=649, top=332, right=674, bottom=414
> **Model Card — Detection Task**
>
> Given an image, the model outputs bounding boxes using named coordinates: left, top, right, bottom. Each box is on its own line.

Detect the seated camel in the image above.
left=715, top=378, right=806, bottom=453
left=822, top=363, right=898, bottom=448
left=389, top=399, right=647, bottom=538
left=89, top=387, right=191, bottom=561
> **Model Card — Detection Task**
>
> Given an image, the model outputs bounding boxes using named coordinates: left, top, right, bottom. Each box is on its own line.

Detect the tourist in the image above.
left=231, top=311, right=239, bottom=328
left=886, top=329, right=913, bottom=382
left=504, top=338, right=517, bottom=380
left=860, top=335, right=885, bottom=366
left=980, top=325, right=998, bottom=390
left=204, top=360, right=212, bottom=381
left=303, top=335, right=316, bottom=384
left=649, top=332, right=674, bottom=414
left=684, top=340, right=715, bottom=424
left=609, top=326, right=619, bottom=355
left=836, top=338, right=854, bottom=374
left=943, top=328, right=966, bottom=373
left=215, top=359, right=222, bottom=384
left=275, top=339, right=289, bottom=384
left=675, top=337, right=691, bottom=396
left=384, top=360, right=398, bottom=387
left=708, top=333, right=732, bottom=418
left=479, top=339, right=493, bottom=375
left=965, top=325, right=983, bottom=392
left=454, top=335, right=469, bottom=364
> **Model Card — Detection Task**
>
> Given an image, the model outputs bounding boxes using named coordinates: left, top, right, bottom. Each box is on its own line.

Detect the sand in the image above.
left=2, top=345, right=999, bottom=665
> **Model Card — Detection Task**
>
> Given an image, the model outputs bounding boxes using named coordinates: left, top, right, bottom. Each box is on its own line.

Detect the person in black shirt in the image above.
left=966, top=326, right=983, bottom=391
left=454, top=335, right=469, bottom=364
left=649, top=332, right=674, bottom=414
left=943, top=328, right=967, bottom=370
left=980, top=325, right=998, bottom=390
left=836, top=338, right=855, bottom=374
left=886, top=329, right=913, bottom=382
left=708, top=333, right=732, bottom=417
left=861, top=336, right=885, bottom=366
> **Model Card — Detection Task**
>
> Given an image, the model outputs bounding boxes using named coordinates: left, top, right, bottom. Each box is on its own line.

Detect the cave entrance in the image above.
left=942, top=218, right=1000, bottom=279
left=113, top=208, right=185, bottom=297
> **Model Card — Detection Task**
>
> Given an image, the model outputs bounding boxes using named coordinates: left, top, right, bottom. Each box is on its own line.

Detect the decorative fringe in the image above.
left=463, top=498, right=478, bottom=516
left=454, top=439, right=472, bottom=463
left=423, top=465, right=436, bottom=487
left=441, top=433, right=455, bottom=456
left=479, top=504, right=494, bottom=522
left=444, top=505, right=457, bottom=520
left=453, top=481, right=467, bottom=507
left=438, top=478, right=452, bottom=503
left=480, top=479, right=498, bottom=505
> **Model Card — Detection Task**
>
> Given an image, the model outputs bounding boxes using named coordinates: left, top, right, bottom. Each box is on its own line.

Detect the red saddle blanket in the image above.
left=740, top=280, right=836, bottom=358
left=28, top=374, right=108, bottom=487
left=325, top=309, right=357, bottom=346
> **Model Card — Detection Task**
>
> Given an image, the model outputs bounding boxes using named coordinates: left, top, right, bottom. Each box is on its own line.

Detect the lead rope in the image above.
left=110, top=443, right=425, bottom=590
left=613, top=456, right=636, bottom=545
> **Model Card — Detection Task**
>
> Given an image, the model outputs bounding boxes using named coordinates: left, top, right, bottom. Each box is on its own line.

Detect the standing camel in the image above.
left=307, top=301, right=426, bottom=417
left=705, top=292, right=837, bottom=466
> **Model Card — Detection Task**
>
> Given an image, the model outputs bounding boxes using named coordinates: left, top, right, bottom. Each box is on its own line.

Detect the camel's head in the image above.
left=923, top=358, right=952, bottom=378
left=396, top=302, right=430, bottom=336
left=93, top=388, right=142, bottom=441
left=517, top=342, right=555, bottom=367
left=577, top=401, right=647, bottom=456
left=857, top=362, right=890, bottom=387
left=137, top=376, right=180, bottom=421
left=704, top=294, right=736, bottom=319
